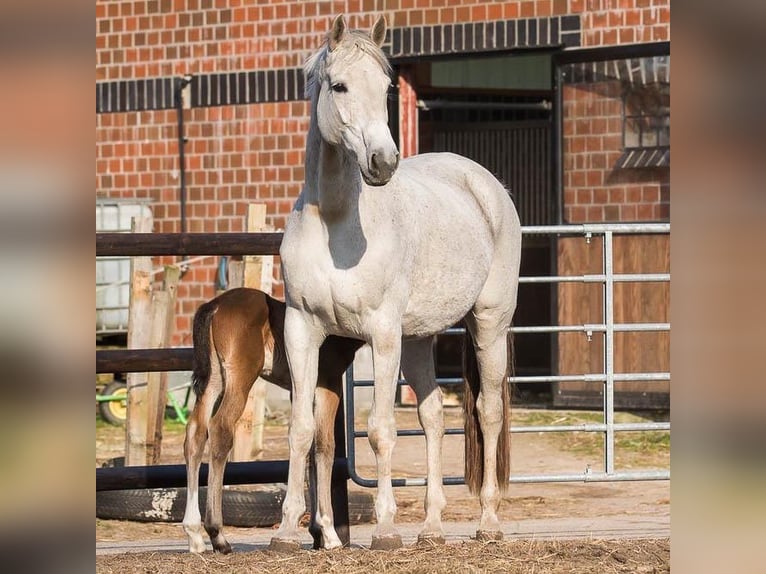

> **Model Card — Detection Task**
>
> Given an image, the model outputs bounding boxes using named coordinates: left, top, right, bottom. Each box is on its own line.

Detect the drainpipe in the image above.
left=174, top=75, right=193, bottom=234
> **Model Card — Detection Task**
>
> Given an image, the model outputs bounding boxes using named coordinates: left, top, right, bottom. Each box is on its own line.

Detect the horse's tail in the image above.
left=462, top=329, right=512, bottom=496
left=191, top=298, right=219, bottom=397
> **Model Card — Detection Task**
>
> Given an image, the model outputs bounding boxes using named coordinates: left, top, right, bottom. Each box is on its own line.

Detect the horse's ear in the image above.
left=328, top=14, right=347, bottom=51
left=370, top=15, right=387, bottom=47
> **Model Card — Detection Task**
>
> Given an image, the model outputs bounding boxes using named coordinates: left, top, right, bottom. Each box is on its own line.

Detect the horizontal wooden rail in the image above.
left=97, top=348, right=194, bottom=373
left=96, top=232, right=283, bottom=257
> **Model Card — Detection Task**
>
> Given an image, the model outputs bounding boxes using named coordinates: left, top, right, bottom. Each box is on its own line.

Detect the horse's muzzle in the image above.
left=365, top=149, right=400, bottom=186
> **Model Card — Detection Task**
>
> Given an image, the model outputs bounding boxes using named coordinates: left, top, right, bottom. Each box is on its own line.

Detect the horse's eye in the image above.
left=331, top=82, right=348, bottom=93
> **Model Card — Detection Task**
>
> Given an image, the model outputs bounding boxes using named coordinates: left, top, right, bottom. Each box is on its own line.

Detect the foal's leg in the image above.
left=204, top=363, right=257, bottom=554
left=310, top=383, right=342, bottom=549
left=401, top=338, right=447, bottom=545
left=270, top=309, right=323, bottom=551
left=182, top=356, right=223, bottom=553
left=465, top=313, right=510, bottom=540
left=368, top=326, right=404, bottom=550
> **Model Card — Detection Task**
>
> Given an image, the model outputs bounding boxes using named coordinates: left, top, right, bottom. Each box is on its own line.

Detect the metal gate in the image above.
left=344, top=223, right=670, bottom=488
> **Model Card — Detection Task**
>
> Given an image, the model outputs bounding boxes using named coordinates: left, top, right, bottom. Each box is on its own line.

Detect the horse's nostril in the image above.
left=370, top=153, right=379, bottom=172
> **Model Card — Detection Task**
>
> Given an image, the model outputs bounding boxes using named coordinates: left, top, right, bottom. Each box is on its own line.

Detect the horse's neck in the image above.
left=304, top=120, right=361, bottom=221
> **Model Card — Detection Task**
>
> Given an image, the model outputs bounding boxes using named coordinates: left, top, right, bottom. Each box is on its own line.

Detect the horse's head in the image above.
left=306, top=15, right=400, bottom=187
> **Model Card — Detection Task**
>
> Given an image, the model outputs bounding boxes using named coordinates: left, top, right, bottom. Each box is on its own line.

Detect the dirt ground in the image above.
left=96, top=406, right=670, bottom=572
left=96, top=538, right=670, bottom=573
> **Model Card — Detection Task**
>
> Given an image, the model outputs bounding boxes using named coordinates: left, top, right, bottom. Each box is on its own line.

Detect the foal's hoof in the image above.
left=475, top=529, right=503, bottom=542
left=269, top=537, right=302, bottom=553
left=417, top=534, right=446, bottom=546
left=370, top=534, right=403, bottom=550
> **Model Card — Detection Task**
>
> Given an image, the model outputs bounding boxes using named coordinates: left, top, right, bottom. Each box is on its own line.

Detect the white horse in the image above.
left=273, top=15, right=521, bottom=551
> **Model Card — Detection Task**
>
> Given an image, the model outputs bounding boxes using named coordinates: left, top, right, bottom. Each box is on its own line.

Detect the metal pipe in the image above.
left=604, top=231, right=616, bottom=474
left=416, top=99, right=552, bottom=111
left=345, top=371, right=670, bottom=388
left=354, top=421, right=670, bottom=439
left=521, top=223, right=670, bottom=234
left=554, top=63, right=564, bottom=225
left=519, top=273, right=670, bottom=283
left=349, top=469, right=670, bottom=488
left=445, top=321, right=670, bottom=335
left=175, top=75, right=193, bottom=234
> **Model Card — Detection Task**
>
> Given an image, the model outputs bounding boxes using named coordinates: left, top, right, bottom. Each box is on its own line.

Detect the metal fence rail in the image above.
left=345, top=223, right=670, bottom=488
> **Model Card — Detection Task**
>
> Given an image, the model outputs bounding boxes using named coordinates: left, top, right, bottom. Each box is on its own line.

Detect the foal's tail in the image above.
left=190, top=298, right=219, bottom=397
left=462, top=330, right=512, bottom=496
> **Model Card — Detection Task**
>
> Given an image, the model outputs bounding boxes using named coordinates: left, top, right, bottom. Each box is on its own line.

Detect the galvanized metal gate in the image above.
left=344, top=223, right=670, bottom=488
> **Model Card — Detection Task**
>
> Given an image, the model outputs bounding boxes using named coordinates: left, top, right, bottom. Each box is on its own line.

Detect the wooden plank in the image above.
left=613, top=235, right=670, bottom=396
left=554, top=234, right=670, bottom=409
left=125, top=216, right=153, bottom=466
left=96, top=232, right=282, bottom=257
left=232, top=204, right=270, bottom=462
left=96, top=348, right=194, bottom=373
left=556, top=235, right=604, bottom=379
left=144, top=291, right=170, bottom=464
left=227, top=259, right=244, bottom=289
left=144, top=265, right=181, bottom=464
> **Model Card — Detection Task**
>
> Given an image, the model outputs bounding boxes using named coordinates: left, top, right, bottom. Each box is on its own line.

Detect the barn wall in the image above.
left=562, top=80, right=669, bottom=224
left=96, top=0, right=671, bottom=346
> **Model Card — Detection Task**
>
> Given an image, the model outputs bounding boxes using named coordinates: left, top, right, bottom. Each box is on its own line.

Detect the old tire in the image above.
left=98, top=380, right=128, bottom=426
left=96, top=488, right=374, bottom=527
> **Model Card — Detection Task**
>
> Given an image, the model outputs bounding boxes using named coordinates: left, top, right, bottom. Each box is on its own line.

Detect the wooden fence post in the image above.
left=231, top=204, right=272, bottom=461
left=125, top=216, right=153, bottom=466
left=145, top=265, right=180, bottom=464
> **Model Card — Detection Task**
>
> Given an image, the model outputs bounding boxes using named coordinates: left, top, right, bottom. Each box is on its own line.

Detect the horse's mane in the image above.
left=304, top=29, right=391, bottom=99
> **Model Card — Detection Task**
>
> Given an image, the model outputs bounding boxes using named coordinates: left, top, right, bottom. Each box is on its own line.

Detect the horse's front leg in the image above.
left=270, top=309, right=323, bottom=551
left=310, top=383, right=342, bottom=549
left=401, top=338, right=446, bottom=545
left=368, top=326, right=404, bottom=550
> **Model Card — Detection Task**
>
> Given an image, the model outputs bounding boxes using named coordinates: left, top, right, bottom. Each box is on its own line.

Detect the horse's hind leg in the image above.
left=182, top=360, right=223, bottom=553
left=464, top=311, right=512, bottom=541
left=204, top=364, right=257, bottom=554
left=401, top=337, right=446, bottom=545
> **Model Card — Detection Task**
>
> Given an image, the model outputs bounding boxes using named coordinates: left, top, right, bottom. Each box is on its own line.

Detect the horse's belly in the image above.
left=401, top=276, right=485, bottom=337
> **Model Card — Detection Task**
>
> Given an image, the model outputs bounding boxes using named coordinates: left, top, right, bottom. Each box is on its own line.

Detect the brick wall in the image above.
left=96, top=101, right=308, bottom=344
left=562, top=81, right=669, bottom=223
left=95, top=0, right=670, bottom=345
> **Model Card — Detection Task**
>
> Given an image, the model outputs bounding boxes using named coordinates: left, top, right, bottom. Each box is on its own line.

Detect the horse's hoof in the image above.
left=186, top=536, right=207, bottom=554
left=475, top=530, right=503, bottom=542
left=370, top=534, right=403, bottom=550
left=417, top=534, right=445, bottom=546
left=269, top=537, right=302, bottom=553
left=212, top=540, right=232, bottom=554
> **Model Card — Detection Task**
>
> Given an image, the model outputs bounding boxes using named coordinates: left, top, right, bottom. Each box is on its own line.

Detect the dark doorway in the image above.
left=414, top=54, right=558, bottom=402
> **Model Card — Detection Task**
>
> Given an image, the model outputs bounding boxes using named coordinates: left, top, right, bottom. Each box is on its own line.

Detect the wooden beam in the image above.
left=96, top=232, right=283, bottom=257
left=125, top=216, right=153, bottom=466
left=96, top=348, right=194, bottom=373
left=145, top=265, right=180, bottom=464
left=232, top=204, right=270, bottom=462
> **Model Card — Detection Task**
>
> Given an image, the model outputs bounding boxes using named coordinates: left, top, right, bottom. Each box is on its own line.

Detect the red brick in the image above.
left=637, top=204, right=654, bottom=220
left=586, top=206, right=604, bottom=222
left=576, top=189, right=593, bottom=205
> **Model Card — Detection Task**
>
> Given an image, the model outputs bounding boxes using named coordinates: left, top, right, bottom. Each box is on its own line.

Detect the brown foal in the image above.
left=182, top=288, right=362, bottom=553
